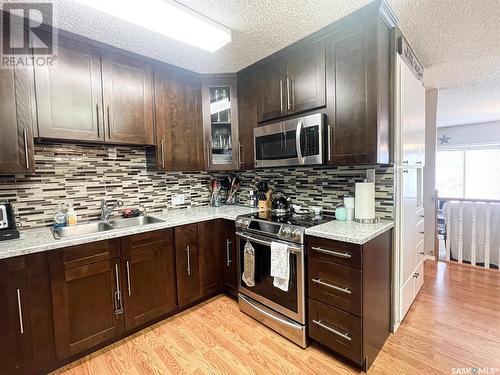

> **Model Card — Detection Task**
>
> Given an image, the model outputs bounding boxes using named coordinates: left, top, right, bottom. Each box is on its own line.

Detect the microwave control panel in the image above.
left=304, top=125, right=320, bottom=156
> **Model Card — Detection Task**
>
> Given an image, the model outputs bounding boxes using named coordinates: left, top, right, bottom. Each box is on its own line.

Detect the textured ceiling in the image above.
left=38, top=0, right=500, bottom=126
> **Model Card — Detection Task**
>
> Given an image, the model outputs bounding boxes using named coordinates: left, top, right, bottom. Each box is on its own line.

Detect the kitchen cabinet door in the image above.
left=34, top=37, right=104, bottom=142
left=102, top=52, right=154, bottom=145
left=121, top=230, right=177, bottom=330
left=237, top=69, right=258, bottom=170
left=326, top=18, right=390, bottom=165
left=48, top=243, right=125, bottom=360
left=0, top=66, right=36, bottom=174
left=202, top=77, right=240, bottom=171
left=285, top=40, right=326, bottom=115
left=257, top=59, right=286, bottom=122
left=0, top=254, right=55, bottom=375
left=198, top=220, right=223, bottom=296
left=175, top=224, right=200, bottom=307
left=222, top=220, right=238, bottom=297
left=152, top=68, right=204, bottom=171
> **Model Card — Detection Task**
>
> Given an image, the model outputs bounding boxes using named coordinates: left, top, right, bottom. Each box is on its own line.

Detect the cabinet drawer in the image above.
left=416, top=207, right=424, bottom=221
left=308, top=257, right=362, bottom=316
left=416, top=220, right=425, bottom=245
left=62, top=240, right=120, bottom=270
left=414, top=260, right=424, bottom=296
left=309, top=298, right=362, bottom=365
left=121, top=229, right=173, bottom=257
left=308, top=236, right=362, bottom=269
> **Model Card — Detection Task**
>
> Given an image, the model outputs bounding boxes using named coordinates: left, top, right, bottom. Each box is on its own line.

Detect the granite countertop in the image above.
left=0, top=205, right=258, bottom=260
left=305, top=219, right=394, bottom=245
left=0, top=205, right=394, bottom=260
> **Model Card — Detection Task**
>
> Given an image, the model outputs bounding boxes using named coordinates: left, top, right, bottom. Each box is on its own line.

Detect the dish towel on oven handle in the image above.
left=271, top=241, right=289, bottom=292
left=242, top=241, right=255, bottom=287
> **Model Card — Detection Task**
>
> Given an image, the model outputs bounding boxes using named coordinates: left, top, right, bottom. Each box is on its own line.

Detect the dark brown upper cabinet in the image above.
left=34, top=37, right=104, bottom=142
left=237, top=69, right=258, bottom=170
left=325, top=5, right=392, bottom=165
left=0, top=66, right=36, bottom=174
left=0, top=254, right=55, bottom=375
left=257, top=40, right=326, bottom=123
left=102, top=52, right=154, bottom=145
left=149, top=67, right=204, bottom=171
left=201, top=76, right=240, bottom=171
left=120, top=230, right=177, bottom=330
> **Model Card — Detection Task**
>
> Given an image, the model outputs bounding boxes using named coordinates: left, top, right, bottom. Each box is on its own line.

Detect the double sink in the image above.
left=52, top=216, right=165, bottom=240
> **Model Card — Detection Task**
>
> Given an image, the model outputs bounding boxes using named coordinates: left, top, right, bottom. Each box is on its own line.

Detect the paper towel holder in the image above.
left=354, top=217, right=379, bottom=224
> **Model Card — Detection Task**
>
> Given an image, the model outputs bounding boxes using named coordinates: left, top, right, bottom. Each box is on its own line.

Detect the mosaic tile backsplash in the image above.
left=0, top=143, right=394, bottom=229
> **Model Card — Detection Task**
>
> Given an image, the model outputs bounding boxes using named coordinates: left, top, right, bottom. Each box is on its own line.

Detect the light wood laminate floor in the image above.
left=52, top=260, right=500, bottom=375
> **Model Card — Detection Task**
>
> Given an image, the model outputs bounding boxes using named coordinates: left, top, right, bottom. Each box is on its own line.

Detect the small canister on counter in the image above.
left=335, top=204, right=347, bottom=221
left=343, top=194, right=355, bottom=221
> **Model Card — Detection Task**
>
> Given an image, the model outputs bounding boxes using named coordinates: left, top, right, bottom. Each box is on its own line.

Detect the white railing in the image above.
left=444, top=200, right=500, bottom=269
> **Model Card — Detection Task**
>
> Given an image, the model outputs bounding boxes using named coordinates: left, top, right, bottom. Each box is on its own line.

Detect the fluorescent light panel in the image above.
left=75, top=0, right=231, bottom=52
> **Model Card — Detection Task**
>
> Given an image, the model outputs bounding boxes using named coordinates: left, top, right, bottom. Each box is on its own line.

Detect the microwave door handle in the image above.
left=295, top=119, right=304, bottom=164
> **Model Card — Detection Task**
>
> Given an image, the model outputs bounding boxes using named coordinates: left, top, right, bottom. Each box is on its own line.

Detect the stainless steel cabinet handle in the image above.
left=107, top=105, right=111, bottom=138
left=238, top=142, right=243, bottom=167
left=403, top=160, right=409, bottom=164
left=312, top=319, right=351, bottom=342
left=186, top=245, right=191, bottom=276
left=160, top=140, right=165, bottom=169
left=23, top=128, right=29, bottom=169
left=327, top=125, right=332, bottom=162
left=417, top=161, right=422, bottom=164
left=114, top=264, right=124, bottom=315
left=311, top=246, right=351, bottom=259
left=419, top=251, right=425, bottom=255
left=126, top=261, right=131, bottom=297
left=279, top=79, right=283, bottom=112
left=419, top=231, right=425, bottom=234
left=312, top=278, right=351, bottom=295
left=96, top=104, right=100, bottom=138
left=226, top=239, right=232, bottom=267
left=413, top=272, right=420, bottom=278
left=17, top=289, right=24, bottom=335
left=286, top=77, right=291, bottom=110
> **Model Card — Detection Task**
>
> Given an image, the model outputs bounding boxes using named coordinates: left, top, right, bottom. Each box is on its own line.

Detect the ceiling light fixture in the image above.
left=74, top=0, right=232, bottom=52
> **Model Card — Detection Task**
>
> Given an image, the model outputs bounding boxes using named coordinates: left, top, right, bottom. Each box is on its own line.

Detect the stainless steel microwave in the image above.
left=254, top=113, right=326, bottom=168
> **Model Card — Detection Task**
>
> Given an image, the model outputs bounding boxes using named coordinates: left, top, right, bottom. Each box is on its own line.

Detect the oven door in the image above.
left=237, top=231, right=305, bottom=324
left=254, top=113, right=324, bottom=168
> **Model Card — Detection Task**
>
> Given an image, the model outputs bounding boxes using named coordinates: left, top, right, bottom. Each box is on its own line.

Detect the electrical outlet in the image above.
left=171, top=194, right=185, bottom=205
left=366, top=169, right=376, bottom=183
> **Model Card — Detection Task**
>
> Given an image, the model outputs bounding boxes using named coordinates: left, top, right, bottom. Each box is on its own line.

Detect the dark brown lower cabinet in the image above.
left=307, top=230, right=392, bottom=371
left=175, top=224, right=200, bottom=307
left=0, top=253, right=55, bottom=375
left=222, top=219, right=238, bottom=296
left=48, top=240, right=125, bottom=360
left=198, top=220, right=223, bottom=296
left=121, top=229, right=177, bottom=330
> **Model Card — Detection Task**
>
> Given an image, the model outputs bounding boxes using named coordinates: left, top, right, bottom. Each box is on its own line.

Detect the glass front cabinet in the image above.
left=202, top=77, right=240, bottom=171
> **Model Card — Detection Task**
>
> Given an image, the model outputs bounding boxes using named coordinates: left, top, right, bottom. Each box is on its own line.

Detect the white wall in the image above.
left=424, top=89, right=438, bottom=256
left=437, top=120, right=500, bottom=148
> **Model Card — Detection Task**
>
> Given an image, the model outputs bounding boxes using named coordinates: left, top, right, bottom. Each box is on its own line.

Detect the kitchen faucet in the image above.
left=100, top=198, right=124, bottom=221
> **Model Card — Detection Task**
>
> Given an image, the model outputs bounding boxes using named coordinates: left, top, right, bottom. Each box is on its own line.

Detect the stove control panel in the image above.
left=278, top=225, right=303, bottom=242
left=235, top=218, right=251, bottom=230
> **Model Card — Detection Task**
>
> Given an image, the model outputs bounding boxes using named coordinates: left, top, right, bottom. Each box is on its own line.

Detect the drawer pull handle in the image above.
left=312, top=278, right=351, bottom=295
left=312, top=319, right=351, bottom=342
left=17, top=289, right=24, bottom=335
left=312, top=247, right=351, bottom=259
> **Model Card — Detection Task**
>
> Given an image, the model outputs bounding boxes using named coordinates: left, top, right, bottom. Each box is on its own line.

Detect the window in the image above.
left=436, top=147, right=500, bottom=200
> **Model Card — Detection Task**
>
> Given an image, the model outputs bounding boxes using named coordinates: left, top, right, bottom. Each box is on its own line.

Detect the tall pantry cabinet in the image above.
left=394, top=34, right=426, bottom=324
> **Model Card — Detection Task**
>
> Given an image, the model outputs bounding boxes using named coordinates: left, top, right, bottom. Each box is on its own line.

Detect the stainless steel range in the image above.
left=235, top=211, right=333, bottom=348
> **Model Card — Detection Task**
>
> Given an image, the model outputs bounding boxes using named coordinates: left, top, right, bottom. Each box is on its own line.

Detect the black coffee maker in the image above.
left=0, top=202, right=20, bottom=241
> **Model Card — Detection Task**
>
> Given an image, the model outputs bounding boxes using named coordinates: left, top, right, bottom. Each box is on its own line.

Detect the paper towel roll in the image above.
left=355, top=182, right=375, bottom=220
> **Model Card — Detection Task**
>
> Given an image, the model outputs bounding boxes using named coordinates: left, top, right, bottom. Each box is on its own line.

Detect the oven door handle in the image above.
left=236, top=232, right=302, bottom=254
left=295, top=119, right=304, bottom=165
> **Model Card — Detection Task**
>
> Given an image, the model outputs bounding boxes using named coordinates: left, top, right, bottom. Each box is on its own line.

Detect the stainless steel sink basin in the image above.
left=51, top=216, right=165, bottom=239
left=107, top=216, right=164, bottom=229
left=52, top=221, right=114, bottom=239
